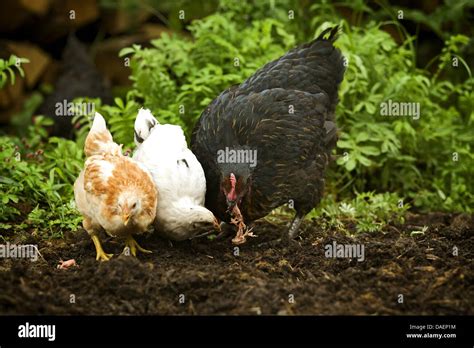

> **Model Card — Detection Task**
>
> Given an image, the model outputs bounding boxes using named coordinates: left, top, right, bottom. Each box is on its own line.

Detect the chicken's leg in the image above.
left=257, top=214, right=304, bottom=248
left=84, top=217, right=113, bottom=261
left=287, top=213, right=304, bottom=240
left=91, top=234, right=113, bottom=261
left=124, top=235, right=152, bottom=256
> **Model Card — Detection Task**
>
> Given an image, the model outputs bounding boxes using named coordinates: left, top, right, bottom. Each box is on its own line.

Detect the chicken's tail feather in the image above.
left=306, top=25, right=345, bottom=114
left=316, top=25, right=341, bottom=43
left=238, top=25, right=345, bottom=115
left=134, top=108, right=158, bottom=146
left=84, top=112, right=122, bottom=157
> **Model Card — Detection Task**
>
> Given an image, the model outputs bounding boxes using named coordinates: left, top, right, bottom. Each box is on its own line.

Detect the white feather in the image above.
left=91, top=112, right=108, bottom=133
left=133, top=110, right=215, bottom=240
left=134, top=108, right=158, bottom=146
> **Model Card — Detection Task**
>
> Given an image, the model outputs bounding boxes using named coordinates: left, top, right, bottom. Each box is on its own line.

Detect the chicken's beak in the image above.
left=122, top=214, right=130, bottom=226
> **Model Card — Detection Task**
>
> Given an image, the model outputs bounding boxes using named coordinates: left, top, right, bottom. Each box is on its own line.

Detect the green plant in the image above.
left=120, top=11, right=296, bottom=138
left=334, top=22, right=473, bottom=212
left=308, top=192, right=409, bottom=233
left=0, top=117, right=83, bottom=239
left=72, top=96, right=140, bottom=151
left=383, top=0, right=474, bottom=40
left=0, top=55, right=29, bottom=88
left=10, top=92, right=44, bottom=136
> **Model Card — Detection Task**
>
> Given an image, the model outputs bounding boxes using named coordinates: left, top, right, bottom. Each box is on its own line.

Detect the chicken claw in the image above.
left=91, top=235, right=113, bottom=261
left=124, top=235, right=152, bottom=257
left=232, top=225, right=256, bottom=245
left=230, top=205, right=256, bottom=245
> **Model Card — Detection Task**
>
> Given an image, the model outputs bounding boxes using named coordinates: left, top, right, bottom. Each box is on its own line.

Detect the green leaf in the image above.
left=357, top=154, right=372, bottom=167
left=345, top=158, right=356, bottom=171
left=359, top=146, right=381, bottom=156
left=437, top=189, right=446, bottom=200
left=6, top=67, right=15, bottom=85
left=114, top=97, right=124, bottom=109
left=119, top=47, right=136, bottom=57
left=356, top=132, right=369, bottom=142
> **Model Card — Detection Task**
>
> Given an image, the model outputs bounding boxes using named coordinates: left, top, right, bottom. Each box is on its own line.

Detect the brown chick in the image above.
left=74, top=112, right=157, bottom=261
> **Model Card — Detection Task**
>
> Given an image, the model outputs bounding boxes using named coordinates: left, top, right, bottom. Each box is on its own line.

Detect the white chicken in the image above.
left=74, top=112, right=157, bottom=261
left=133, top=108, right=219, bottom=240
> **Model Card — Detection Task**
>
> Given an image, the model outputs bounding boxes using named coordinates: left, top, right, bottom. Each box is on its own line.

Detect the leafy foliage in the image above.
left=330, top=22, right=474, bottom=212
left=119, top=11, right=296, bottom=138
left=0, top=117, right=83, bottom=238
left=384, top=0, right=474, bottom=40
left=71, top=96, right=140, bottom=151
left=308, top=192, right=409, bottom=233
left=0, top=55, right=29, bottom=88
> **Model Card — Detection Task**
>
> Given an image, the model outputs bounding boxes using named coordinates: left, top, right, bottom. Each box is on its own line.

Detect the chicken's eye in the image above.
left=132, top=202, right=137, bottom=208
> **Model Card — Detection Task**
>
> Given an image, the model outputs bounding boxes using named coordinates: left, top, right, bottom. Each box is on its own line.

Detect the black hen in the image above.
left=191, top=26, right=345, bottom=244
left=38, top=35, right=113, bottom=138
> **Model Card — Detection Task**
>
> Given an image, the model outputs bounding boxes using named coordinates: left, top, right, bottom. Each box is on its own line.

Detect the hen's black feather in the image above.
left=191, top=26, right=346, bottom=231
left=38, top=35, right=113, bottom=138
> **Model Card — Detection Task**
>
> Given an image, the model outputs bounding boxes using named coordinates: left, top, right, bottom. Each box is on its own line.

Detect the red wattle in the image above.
left=227, top=189, right=237, bottom=202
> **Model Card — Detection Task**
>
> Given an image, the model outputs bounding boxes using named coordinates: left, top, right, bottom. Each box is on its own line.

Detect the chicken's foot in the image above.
left=91, top=235, right=113, bottom=261
left=124, top=236, right=152, bottom=256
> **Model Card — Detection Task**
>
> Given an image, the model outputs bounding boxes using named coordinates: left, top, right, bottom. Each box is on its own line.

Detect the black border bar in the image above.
left=0, top=315, right=472, bottom=346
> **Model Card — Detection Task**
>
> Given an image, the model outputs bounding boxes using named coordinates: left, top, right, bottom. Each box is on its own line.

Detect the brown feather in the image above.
left=84, top=131, right=113, bottom=157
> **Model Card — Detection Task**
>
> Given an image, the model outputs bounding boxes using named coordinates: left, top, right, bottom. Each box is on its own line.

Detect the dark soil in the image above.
left=0, top=213, right=472, bottom=315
